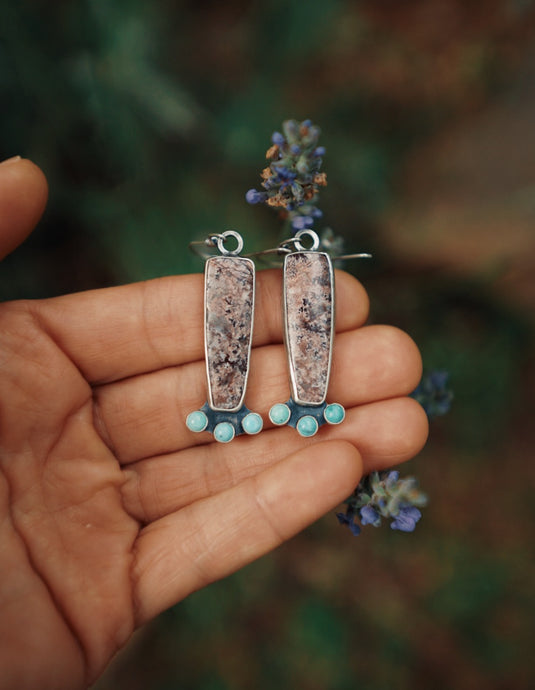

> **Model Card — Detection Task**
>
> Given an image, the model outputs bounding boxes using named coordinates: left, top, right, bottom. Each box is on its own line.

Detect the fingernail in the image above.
left=0, top=156, right=22, bottom=166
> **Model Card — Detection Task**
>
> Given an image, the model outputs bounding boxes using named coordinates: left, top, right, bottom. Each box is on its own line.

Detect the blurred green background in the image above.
left=2, top=1, right=535, bottom=688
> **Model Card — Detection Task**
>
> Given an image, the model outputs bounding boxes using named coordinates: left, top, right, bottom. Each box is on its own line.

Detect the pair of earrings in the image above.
left=185, top=229, right=369, bottom=443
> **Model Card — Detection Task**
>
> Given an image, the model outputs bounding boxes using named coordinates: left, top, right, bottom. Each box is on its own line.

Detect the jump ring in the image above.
left=293, top=229, right=320, bottom=252
left=216, top=230, right=244, bottom=256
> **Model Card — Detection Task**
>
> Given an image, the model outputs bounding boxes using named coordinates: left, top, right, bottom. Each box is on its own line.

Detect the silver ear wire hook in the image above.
left=245, top=229, right=372, bottom=264
left=290, top=230, right=373, bottom=261
left=333, top=252, right=372, bottom=262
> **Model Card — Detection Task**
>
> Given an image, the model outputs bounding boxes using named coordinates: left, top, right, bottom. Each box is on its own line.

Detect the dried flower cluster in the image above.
left=246, top=118, right=327, bottom=232
left=337, top=471, right=428, bottom=536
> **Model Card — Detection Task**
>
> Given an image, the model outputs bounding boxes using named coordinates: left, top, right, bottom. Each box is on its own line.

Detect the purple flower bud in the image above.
left=385, top=470, right=400, bottom=490
left=245, top=188, right=267, bottom=204
left=274, top=165, right=288, bottom=178
left=390, top=506, right=422, bottom=532
left=348, top=520, right=361, bottom=536
left=271, top=131, right=285, bottom=146
left=313, top=146, right=326, bottom=156
left=291, top=215, right=314, bottom=230
left=336, top=512, right=361, bottom=536
left=301, top=119, right=312, bottom=128
left=290, top=144, right=301, bottom=155
left=360, top=505, right=381, bottom=527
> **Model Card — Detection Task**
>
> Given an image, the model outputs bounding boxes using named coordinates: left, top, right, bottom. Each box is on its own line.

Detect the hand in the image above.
left=0, top=158, right=428, bottom=689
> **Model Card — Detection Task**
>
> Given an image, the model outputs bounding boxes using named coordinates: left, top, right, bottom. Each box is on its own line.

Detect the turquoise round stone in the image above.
left=186, top=410, right=208, bottom=433
left=214, top=421, right=235, bottom=443
left=269, top=403, right=291, bottom=425
left=297, top=415, right=319, bottom=437
left=242, top=412, right=263, bottom=435
left=324, top=403, right=345, bottom=425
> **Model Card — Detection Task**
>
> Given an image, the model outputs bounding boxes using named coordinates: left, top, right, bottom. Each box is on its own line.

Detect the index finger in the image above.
left=30, top=268, right=369, bottom=384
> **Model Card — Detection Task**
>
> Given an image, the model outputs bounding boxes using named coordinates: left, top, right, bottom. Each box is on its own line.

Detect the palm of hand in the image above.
left=0, top=299, right=139, bottom=689
left=0, top=161, right=427, bottom=690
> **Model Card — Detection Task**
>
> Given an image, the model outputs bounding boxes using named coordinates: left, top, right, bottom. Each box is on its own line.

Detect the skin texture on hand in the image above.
left=0, top=159, right=428, bottom=689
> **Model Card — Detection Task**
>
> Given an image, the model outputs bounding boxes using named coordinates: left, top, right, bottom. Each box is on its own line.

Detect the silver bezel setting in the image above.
left=282, top=249, right=335, bottom=407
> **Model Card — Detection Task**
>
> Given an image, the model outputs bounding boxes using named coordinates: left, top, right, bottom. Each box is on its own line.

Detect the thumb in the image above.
left=0, top=157, right=48, bottom=260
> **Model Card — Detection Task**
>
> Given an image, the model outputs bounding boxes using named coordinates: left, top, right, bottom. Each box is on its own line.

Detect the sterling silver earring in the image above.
left=263, top=229, right=371, bottom=437
left=186, top=231, right=263, bottom=443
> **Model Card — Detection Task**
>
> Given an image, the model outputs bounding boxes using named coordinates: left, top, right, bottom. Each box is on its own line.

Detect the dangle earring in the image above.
left=186, top=231, right=263, bottom=443
left=264, top=229, right=371, bottom=437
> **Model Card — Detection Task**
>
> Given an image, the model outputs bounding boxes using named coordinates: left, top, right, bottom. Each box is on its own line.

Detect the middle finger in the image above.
left=93, top=325, right=422, bottom=464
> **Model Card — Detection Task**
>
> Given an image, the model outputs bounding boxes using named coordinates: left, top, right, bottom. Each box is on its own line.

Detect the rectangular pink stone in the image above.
left=204, top=256, right=255, bottom=411
left=284, top=251, right=334, bottom=405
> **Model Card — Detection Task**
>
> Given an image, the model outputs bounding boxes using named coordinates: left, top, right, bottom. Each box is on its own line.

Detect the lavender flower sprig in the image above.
left=338, top=369, right=452, bottom=537
left=246, top=118, right=327, bottom=233
left=337, top=471, right=428, bottom=536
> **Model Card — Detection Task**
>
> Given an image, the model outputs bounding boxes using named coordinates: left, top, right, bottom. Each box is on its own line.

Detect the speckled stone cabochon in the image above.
left=205, top=255, right=254, bottom=411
